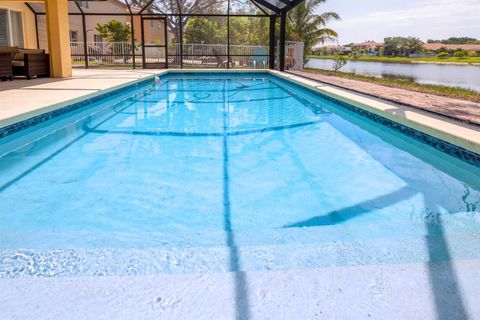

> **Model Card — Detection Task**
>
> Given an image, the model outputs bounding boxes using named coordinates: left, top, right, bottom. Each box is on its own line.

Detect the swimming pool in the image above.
left=0, top=72, right=479, bottom=278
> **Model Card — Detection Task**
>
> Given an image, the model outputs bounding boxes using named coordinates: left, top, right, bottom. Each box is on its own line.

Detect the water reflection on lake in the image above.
left=305, top=58, right=480, bottom=92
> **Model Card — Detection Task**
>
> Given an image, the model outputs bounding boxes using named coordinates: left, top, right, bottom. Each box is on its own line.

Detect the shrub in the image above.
left=332, top=55, right=347, bottom=72
left=437, top=52, right=449, bottom=59
left=454, top=50, right=467, bottom=59
left=466, top=50, right=478, bottom=57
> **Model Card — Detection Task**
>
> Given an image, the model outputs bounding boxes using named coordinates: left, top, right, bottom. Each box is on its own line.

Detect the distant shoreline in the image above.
left=306, top=55, right=480, bottom=66
left=302, top=68, right=480, bottom=102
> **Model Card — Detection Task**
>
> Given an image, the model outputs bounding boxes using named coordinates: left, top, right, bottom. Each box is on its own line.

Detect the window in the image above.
left=70, top=31, right=78, bottom=43
left=0, top=10, right=7, bottom=46
left=150, top=20, right=161, bottom=30
left=0, top=8, right=24, bottom=47
left=78, top=1, right=89, bottom=9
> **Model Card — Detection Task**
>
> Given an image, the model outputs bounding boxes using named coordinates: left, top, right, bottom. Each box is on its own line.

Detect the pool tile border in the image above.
left=0, top=76, right=155, bottom=139
left=269, top=73, right=480, bottom=166
left=0, top=69, right=479, bottom=167
left=324, top=92, right=480, bottom=166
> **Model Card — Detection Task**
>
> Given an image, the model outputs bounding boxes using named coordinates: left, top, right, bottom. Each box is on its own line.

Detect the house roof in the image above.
left=352, top=41, right=384, bottom=47
left=422, top=43, right=480, bottom=51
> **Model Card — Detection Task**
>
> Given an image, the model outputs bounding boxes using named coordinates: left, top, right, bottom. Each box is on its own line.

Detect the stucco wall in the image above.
left=132, top=16, right=166, bottom=44
left=0, top=1, right=38, bottom=49
left=1, top=0, right=165, bottom=53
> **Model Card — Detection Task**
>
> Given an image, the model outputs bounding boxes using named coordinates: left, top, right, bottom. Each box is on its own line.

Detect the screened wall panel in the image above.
left=134, top=0, right=180, bottom=14
left=80, top=1, right=130, bottom=14
left=165, top=16, right=181, bottom=68
left=182, top=16, right=228, bottom=68
left=230, top=0, right=263, bottom=15
left=68, top=15, right=136, bottom=68
left=25, top=0, right=304, bottom=70
left=229, top=16, right=269, bottom=69
left=182, top=0, right=228, bottom=15
left=26, top=3, right=45, bottom=14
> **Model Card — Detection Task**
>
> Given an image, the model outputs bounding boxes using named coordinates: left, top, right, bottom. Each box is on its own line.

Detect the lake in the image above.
left=305, top=58, right=480, bottom=92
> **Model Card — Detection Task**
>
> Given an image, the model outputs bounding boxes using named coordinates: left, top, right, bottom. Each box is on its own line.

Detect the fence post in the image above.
left=130, top=15, right=135, bottom=69
left=81, top=10, right=88, bottom=68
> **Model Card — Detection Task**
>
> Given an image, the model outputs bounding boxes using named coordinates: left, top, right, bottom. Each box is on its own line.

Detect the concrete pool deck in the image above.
left=0, top=69, right=163, bottom=128
left=288, top=70, right=480, bottom=126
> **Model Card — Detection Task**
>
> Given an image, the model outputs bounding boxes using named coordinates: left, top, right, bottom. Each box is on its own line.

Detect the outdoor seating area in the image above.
left=0, top=46, right=49, bottom=80
left=0, top=0, right=305, bottom=77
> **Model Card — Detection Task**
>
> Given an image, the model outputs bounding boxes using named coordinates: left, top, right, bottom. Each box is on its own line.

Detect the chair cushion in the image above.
left=13, top=49, right=45, bottom=61
left=0, top=46, right=19, bottom=59
left=11, top=60, right=25, bottom=67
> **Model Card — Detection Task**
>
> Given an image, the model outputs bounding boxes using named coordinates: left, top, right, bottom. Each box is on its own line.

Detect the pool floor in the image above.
left=0, top=72, right=480, bottom=319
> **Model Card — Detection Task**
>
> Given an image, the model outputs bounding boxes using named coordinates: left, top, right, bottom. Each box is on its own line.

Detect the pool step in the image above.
left=1, top=231, right=479, bottom=279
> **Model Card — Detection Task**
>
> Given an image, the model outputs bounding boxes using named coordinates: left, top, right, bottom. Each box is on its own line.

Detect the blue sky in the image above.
left=318, top=0, right=480, bottom=44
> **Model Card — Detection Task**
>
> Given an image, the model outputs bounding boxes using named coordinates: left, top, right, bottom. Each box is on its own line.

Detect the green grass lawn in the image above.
left=307, top=55, right=480, bottom=64
left=304, top=68, right=480, bottom=102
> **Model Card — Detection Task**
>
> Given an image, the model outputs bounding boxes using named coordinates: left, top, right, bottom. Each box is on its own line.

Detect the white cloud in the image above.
left=325, top=0, right=480, bottom=43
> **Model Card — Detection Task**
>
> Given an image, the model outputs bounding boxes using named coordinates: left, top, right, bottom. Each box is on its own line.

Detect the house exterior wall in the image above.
left=1, top=0, right=165, bottom=58
left=132, top=16, right=165, bottom=44
left=0, top=1, right=38, bottom=49
left=36, top=0, right=165, bottom=48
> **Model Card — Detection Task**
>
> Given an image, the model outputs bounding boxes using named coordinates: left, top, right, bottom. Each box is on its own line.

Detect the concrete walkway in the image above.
left=288, top=70, right=480, bottom=126
left=0, top=69, right=161, bottom=127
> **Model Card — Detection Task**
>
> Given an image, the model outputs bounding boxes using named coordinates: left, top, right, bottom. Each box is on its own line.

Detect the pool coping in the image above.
left=269, top=70, right=480, bottom=156
left=0, top=68, right=479, bottom=158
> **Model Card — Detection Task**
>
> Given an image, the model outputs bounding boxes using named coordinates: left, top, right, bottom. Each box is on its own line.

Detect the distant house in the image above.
left=422, top=43, right=480, bottom=52
left=351, top=41, right=384, bottom=55
left=35, top=0, right=166, bottom=48
left=318, top=45, right=351, bottom=55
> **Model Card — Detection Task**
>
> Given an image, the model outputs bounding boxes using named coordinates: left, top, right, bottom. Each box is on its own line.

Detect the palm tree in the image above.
left=287, top=0, right=340, bottom=57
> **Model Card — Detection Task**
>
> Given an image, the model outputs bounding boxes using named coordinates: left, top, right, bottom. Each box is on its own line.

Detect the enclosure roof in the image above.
left=25, top=0, right=305, bottom=16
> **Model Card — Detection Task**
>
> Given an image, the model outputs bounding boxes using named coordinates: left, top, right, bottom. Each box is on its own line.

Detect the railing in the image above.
left=71, top=41, right=141, bottom=65
left=70, top=41, right=304, bottom=70
left=276, top=41, right=304, bottom=71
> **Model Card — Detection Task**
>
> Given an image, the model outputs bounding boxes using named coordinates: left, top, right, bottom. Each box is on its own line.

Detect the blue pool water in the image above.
left=0, top=73, right=479, bottom=277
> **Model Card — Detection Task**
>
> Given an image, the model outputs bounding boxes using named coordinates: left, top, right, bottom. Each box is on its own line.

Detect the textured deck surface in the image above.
left=288, top=70, right=480, bottom=126
left=0, top=69, right=161, bottom=127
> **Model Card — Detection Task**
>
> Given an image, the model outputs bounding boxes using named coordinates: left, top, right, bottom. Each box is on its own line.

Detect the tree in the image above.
left=454, top=50, right=467, bottom=59
left=95, top=20, right=131, bottom=62
left=467, top=50, right=478, bottom=57
left=184, top=18, right=226, bottom=44
left=332, top=54, right=346, bottom=71
left=428, top=37, right=480, bottom=44
left=383, top=37, right=423, bottom=56
left=229, top=16, right=269, bottom=45
left=183, top=16, right=269, bottom=47
left=437, top=52, right=449, bottom=59
left=405, top=37, right=423, bottom=55
left=131, top=0, right=225, bottom=44
left=286, top=0, right=340, bottom=57
left=95, top=20, right=131, bottom=42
